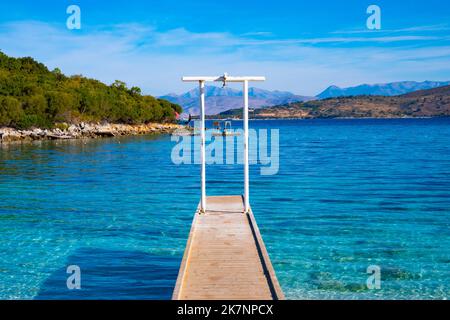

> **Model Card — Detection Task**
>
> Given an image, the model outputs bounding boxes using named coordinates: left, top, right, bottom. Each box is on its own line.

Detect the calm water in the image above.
left=0, top=119, right=449, bottom=300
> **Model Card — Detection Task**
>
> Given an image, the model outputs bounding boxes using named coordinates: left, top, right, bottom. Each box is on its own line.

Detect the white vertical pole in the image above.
left=199, top=80, right=206, bottom=213
left=243, top=80, right=249, bottom=213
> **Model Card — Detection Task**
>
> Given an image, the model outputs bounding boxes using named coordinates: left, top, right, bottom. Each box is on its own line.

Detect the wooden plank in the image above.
left=172, top=196, right=284, bottom=300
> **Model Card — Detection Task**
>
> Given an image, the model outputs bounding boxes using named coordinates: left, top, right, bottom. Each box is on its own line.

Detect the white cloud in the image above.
left=0, top=21, right=449, bottom=96
left=332, top=23, right=450, bottom=34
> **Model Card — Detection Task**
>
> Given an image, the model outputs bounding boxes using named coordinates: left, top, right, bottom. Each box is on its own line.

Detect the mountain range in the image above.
left=317, top=81, right=450, bottom=99
left=215, top=85, right=450, bottom=119
left=161, top=81, right=450, bottom=115
left=159, top=86, right=313, bottom=115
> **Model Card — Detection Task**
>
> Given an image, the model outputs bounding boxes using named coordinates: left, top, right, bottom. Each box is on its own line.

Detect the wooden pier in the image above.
left=173, top=75, right=282, bottom=299
left=172, top=196, right=284, bottom=300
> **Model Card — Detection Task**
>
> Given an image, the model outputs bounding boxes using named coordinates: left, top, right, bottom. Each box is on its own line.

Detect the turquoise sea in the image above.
left=0, top=119, right=449, bottom=299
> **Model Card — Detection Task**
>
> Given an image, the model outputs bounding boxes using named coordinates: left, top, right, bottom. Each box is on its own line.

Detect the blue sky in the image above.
left=0, top=0, right=449, bottom=95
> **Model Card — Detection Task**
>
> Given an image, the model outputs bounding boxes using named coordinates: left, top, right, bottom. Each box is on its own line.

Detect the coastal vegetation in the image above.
left=0, top=51, right=182, bottom=129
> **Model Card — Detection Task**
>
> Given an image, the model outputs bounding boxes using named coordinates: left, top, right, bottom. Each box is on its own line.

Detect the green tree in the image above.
left=129, top=86, right=142, bottom=96
left=0, top=51, right=182, bottom=129
left=111, top=80, right=127, bottom=91
left=0, top=96, right=24, bottom=126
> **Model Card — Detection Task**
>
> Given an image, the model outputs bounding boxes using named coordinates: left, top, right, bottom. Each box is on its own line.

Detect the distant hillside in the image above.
left=160, top=86, right=312, bottom=115
left=0, top=51, right=181, bottom=129
left=317, top=81, right=450, bottom=99
left=214, top=85, right=450, bottom=119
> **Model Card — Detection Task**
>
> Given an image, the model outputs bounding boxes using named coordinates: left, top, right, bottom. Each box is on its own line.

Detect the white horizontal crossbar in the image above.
left=182, top=76, right=265, bottom=82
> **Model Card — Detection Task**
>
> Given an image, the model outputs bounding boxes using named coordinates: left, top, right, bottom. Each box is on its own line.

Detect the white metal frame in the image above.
left=182, top=74, right=266, bottom=213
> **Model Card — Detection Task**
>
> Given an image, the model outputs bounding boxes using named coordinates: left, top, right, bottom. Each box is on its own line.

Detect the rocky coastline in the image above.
left=0, top=122, right=183, bottom=144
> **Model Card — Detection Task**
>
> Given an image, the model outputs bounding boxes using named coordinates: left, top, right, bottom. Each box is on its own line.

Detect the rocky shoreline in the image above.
left=0, top=122, right=183, bottom=144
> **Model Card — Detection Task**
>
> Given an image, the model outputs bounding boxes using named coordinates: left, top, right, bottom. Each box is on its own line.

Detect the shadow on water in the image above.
left=35, top=247, right=180, bottom=300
